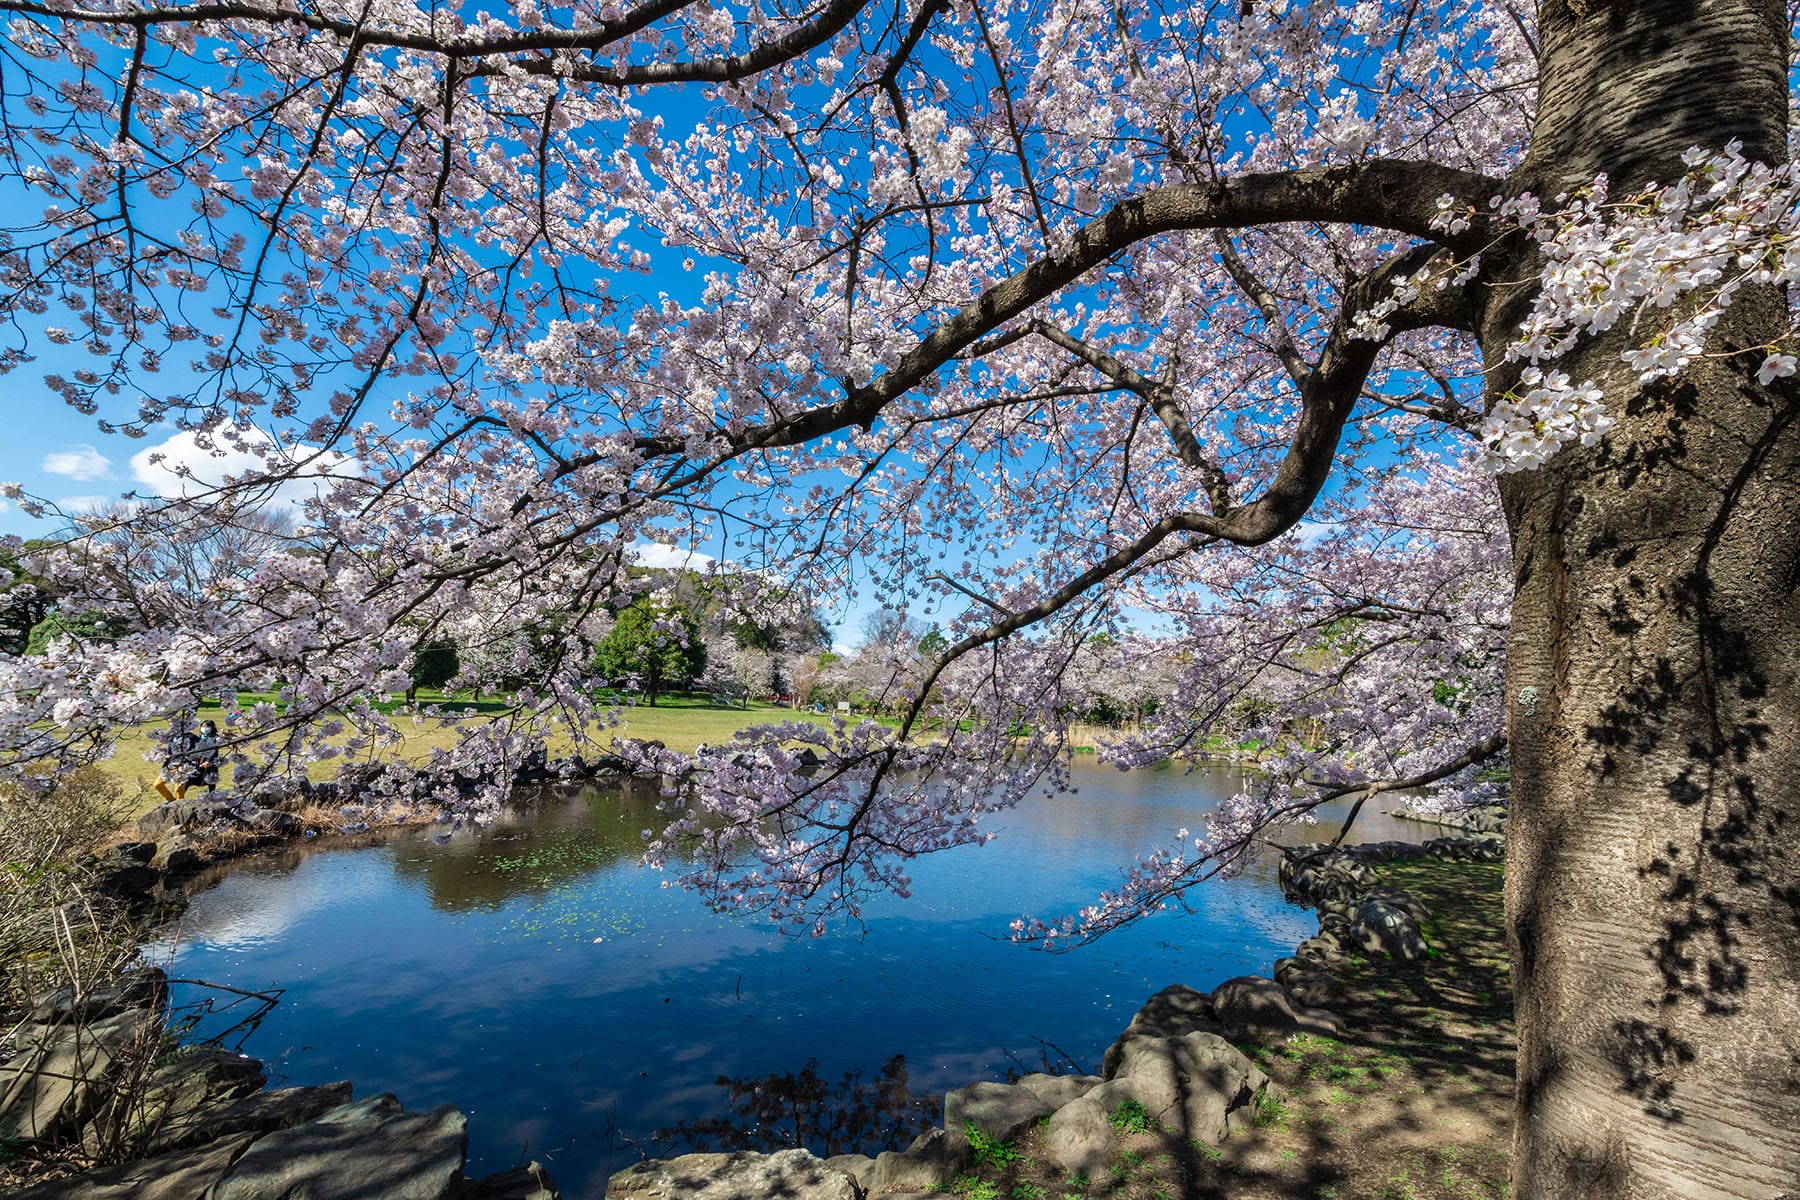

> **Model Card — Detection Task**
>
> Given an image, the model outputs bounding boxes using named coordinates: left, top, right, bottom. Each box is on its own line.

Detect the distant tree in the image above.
left=407, top=638, right=461, bottom=702
left=729, top=646, right=774, bottom=707
left=592, top=601, right=706, bottom=707
left=48, top=501, right=300, bottom=632
left=25, top=611, right=115, bottom=657
left=0, top=543, right=56, bottom=657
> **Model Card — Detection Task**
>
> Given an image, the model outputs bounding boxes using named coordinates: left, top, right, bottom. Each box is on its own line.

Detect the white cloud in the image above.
left=129, top=426, right=346, bottom=515
left=57, top=495, right=109, bottom=513
left=1292, top=520, right=1333, bottom=548
left=42, top=444, right=112, bottom=481
left=631, top=543, right=717, bottom=572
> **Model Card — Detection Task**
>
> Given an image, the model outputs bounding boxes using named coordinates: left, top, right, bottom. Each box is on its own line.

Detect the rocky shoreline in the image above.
left=9, top=782, right=1505, bottom=1200
left=0, top=963, right=562, bottom=1199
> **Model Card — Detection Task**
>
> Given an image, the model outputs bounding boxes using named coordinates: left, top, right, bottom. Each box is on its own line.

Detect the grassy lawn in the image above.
left=91, top=693, right=872, bottom=818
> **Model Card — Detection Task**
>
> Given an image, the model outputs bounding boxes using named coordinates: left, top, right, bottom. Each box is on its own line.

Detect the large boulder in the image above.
left=1101, top=985, right=1221, bottom=1078
left=1292, top=929, right=1348, bottom=966
left=1086, top=1030, right=1271, bottom=1145
left=0, top=1009, right=156, bottom=1145
left=208, top=1094, right=468, bottom=1200
left=26, top=968, right=167, bottom=1026
left=610, top=1149, right=858, bottom=1200
left=1278, top=848, right=1376, bottom=906
left=868, top=1128, right=971, bottom=1194
left=136, top=799, right=242, bottom=840
left=943, top=1080, right=1055, bottom=1143
left=1272, top=958, right=1345, bottom=1009
left=1012, top=1072, right=1101, bottom=1110
left=152, top=833, right=203, bottom=874
left=84, top=1043, right=266, bottom=1155
left=1210, top=976, right=1340, bottom=1045
left=1042, top=1096, right=1115, bottom=1179
left=146, top=1079, right=351, bottom=1154
left=6, top=1130, right=260, bottom=1200
left=1348, top=897, right=1427, bottom=960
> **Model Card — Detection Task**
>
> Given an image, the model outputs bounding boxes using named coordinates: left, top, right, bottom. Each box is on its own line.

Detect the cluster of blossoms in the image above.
left=1014, top=447, right=1510, bottom=945
left=1478, top=142, right=1800, bottom=470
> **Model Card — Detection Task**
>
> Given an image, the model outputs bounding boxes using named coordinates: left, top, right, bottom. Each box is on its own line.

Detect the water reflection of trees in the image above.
left=652, top=1055, right=940, bottom=1158
left=388, top=780, right=667, bottom=913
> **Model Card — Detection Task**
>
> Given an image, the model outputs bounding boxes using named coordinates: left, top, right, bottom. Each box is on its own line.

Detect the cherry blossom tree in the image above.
left=0, top=2, right=1797, bottom=1195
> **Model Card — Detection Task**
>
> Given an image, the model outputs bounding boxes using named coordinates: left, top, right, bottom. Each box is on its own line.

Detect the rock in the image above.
left=1294, top=929, right=1347, bottom=965
left=0, top=1009, right=156, bottom=1145
left=149, top=1080, right=354, bottom=1153
left=824, top=1153, right=876, bottom=1196
left=944, top=1080, right=1055, bottom=1143
left=1361, top=886, right=1429, bottom=921
left=5, top=1130, right=259, bottom=1200
left=136, top=799, right=242, bottom=840
left=27, top=968, right=167, bottom=1025
left=1348, top=898, right=1427, bottom=960
left=247, top=807, right=301, bottom=835
left=84, top=1043, right=265, bottom=1155
left=1089, top=1031, right=1271, bottom=1145
left=1102, top=985, right=1222, bottom=1078
left=1042, top=1096, right=1115, bottom=1179
left=1278, top=848, right=1377, bottom=906
left=209, top=1094, right=467, bottom=1200
left=1347, top=840, right=1414, bottom=863
left=100, top=842, right=158, bottom=866
left=1272, top=959, right=1345, bottom=1008
left=95, top=863, right=162, bottom=902
left=611, top=1149, right=858, bottom=1200
left=1012, top=1072, right=1101, bottom=1110
left=869, top=1128, right=971, bottom=1194
left=1210, top=976, right=1341, bottom=1045
left=463, top=1161, right=562, bottom=1200
left=151, top=832, right=203, bottom=874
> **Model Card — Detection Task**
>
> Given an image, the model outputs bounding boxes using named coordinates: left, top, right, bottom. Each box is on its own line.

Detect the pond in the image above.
left=155, top=759, right=1425, bottom=1197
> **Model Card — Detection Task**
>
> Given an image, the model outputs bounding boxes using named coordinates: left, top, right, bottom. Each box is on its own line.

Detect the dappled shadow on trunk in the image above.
left=1501, top=357, right=1800, bottom=1195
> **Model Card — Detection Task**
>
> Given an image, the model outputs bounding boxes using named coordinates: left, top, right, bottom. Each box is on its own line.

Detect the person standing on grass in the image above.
left=153, top=715, right=197, bottom=803
left=187, top=720, right=221, bottom=798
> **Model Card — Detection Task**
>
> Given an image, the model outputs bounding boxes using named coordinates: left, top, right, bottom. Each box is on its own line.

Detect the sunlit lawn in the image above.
left=89, top=693, right=1167, bottom=823
left=91, top=693, right=866, bottom=818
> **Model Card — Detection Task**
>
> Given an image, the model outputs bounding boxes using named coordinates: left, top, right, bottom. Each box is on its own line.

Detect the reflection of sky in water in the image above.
left=164, top=761, right=1421, bottom=1198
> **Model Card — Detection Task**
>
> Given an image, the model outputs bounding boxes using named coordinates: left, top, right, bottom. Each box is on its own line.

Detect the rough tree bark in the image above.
left=1491, top=3, right=1800, bottom=1196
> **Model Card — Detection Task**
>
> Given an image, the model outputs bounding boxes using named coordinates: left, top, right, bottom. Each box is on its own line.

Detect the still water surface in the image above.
left=160, top=760, right=1418, bottom=1197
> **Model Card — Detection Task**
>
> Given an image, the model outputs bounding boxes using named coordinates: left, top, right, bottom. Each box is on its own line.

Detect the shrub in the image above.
left=0, top=768, right=170, bottom=1173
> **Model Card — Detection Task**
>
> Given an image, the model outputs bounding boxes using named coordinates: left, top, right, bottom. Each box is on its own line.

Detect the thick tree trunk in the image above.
left=1492, top=4, right=1800, bottom=1196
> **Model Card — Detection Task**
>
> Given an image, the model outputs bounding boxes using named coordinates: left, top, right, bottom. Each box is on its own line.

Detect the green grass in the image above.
left=88, top=695, right=880, bottom=820
left=952, top=1177, right=1003, bottom=1200
left=1106, top=1098, right=1154, bottom=1136
left=966, top=1122, right=1022, bottom=1170
left=1249, top=1093, right=1291, bottom=1129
